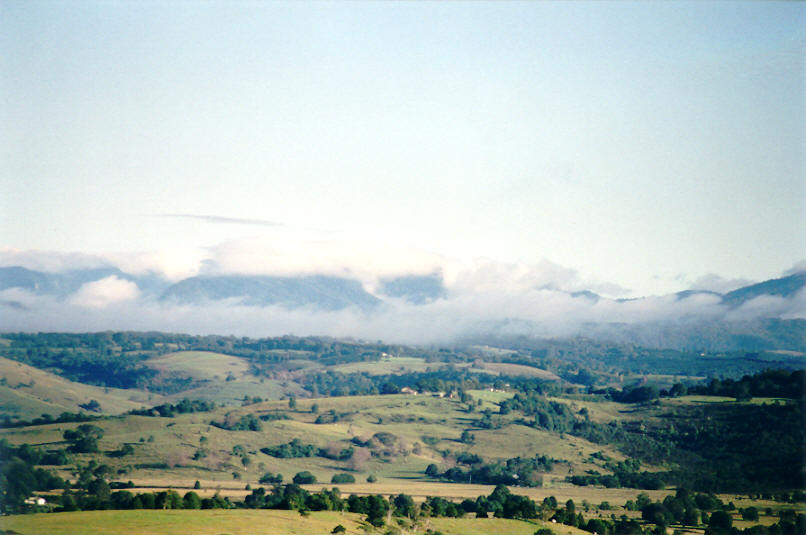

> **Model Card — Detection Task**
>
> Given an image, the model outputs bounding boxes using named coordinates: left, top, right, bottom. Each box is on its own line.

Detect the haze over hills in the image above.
left=1, top=261, right=804, bottom=350
left=160, top=274, right=382, bottom=310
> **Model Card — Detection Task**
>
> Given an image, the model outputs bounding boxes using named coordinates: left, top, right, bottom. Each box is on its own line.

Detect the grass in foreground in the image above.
left=0, top=510, right=369, bottom=535
left=0, top=509, right=589, bottom=535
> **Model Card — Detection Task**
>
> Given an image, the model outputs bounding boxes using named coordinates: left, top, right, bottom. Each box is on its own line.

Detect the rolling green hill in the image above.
left=0, top=356, right=161, bottom=420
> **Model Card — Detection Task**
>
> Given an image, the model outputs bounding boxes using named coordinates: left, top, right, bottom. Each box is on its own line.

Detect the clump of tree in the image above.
left=687, top=369, right=804, bottom=401
left=425, top=455, right=555, bottom=487
left=130, top=399, right=216, bottom=417
left=107, top=443, right=135, bottom=458
left=292, top=471, right=317, bottom=484
left=211, top=413, right=262, bottom=431
left=261, top=439, right=317, bottom=458
left=567, top=460, right=665, bottom=490
left=1, top=411, right=101, bottom=429
left=259, top=472, right=283, bottom=485
left=261, top=438, right=355, bottom=462
left=331, top=473, right=355, bottom=484
left=63, top=424, right=104, bottom=453
left=259, top=411, right=291, bottom=422
left=0, top=440, right=67, bottom=513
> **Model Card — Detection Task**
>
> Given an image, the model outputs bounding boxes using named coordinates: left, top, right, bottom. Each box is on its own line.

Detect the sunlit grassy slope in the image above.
left=145, top=351, right=252, bottom=381
left=0, top=509, right=592, bottom=535
left=0, top=356, right=161, bottom=419
left=0, top=510, right=369, bottom=535
left=143, top=351, right=304, bottom=404
left=0, top=392, right=630, bottom=490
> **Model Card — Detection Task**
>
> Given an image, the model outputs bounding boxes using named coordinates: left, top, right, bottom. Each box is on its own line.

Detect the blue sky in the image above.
left=1, top=1, right=804, bottom=295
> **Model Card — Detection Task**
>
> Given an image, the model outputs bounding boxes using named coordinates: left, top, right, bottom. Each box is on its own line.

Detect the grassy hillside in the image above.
left=478, top=362, right=560, bottom=380
left=0, top=356, right=160, bottom=419
left=143, top=351, right=304, bottom=404
left=329, top=356, right=441, bottom=375
left=145, top=351, right=252, bottom=381
left=0, top=392, right=629, bottom=490
left=0, top=509, right=370, bottom=535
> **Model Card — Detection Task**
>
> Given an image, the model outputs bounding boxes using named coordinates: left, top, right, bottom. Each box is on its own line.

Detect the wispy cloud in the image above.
left=158, top=213, right=284, bottom=227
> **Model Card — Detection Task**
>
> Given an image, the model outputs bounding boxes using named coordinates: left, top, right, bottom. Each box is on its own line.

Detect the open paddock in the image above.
left=0, top=509, right=589, bottom=535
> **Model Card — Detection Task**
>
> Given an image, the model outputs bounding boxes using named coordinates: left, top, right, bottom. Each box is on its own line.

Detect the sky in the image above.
left=1, top=1, right=804, bottom=297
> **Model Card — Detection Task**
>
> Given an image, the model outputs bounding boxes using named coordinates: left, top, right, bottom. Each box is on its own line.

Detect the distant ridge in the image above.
left=160, top=274, right=382, bottom=311
left=0, top=266, right=168, bottom=297
left=1, top=265, right=804, bottom=314
left=379, top=273, right=446, bottom=304
left=721, top=271, right=806, bottom=307
left=674, top=289, right=722, bottom=301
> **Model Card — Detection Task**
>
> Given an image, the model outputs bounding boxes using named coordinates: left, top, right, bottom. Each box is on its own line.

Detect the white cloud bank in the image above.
left=68, top=276, right=141, bottom=309
left=1, top=247, right=804, bottom=344
left=2, top=282, right=804, bottom=345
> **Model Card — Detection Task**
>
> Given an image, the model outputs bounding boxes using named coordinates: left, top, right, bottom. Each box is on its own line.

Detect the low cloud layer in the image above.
left=2, top=248, right=804, bottom=346
left=68, top=276, right=141, bottom=309
left=2, top=280, right=803, bottom=345
left=687, top=273, right=755, bottom=294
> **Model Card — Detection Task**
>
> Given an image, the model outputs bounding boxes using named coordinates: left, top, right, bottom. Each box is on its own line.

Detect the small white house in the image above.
left=24, top=497, right=46, bottom=506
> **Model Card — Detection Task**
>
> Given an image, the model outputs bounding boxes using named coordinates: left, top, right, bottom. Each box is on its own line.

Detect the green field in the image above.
left=329, top=356, right=441, bottom=375
left=477, top=362, right=560, bottom=381
left=0, top=510, right=369, bottom=535
left=1, top=333, right=801, bottom=535
left=0, top=509, right=590, bottom=535
left=0, top=356, right=161, bottom=419
left=0, top=392, right=629, bottom=489
left=146, top=351, right=252, bottom=381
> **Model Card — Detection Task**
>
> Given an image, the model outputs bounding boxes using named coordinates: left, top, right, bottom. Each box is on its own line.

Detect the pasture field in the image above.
left=0, top=383, right=68, bottom=420
left=0, top=356, right=160, bottom=418
left=0, top=510, right=370, bottom=535
left=142, top=350, right=305, bottom=404
left=665, top=395, right=797, bottom=407
left=0, top=392, right=635, bottom=487
left=467, top=388, right=514, bottom=406
left=301, top=480, right=674, bottom=505
left=428, top=516, right=589, bottom=535
left=145, top=351, right=252, bottom=381
left=328, top=356, right=441, bottom=375
left=0, top=509, right=593, bottom=535
left=545, top=396, right=652, bottom=425
left=165, top=378, right=296, bottom=405
left=477, top=362, right=560, bottom=380
left=666, top=395, right=737, bottom=404
left=92, top=478, right=677, bottom=508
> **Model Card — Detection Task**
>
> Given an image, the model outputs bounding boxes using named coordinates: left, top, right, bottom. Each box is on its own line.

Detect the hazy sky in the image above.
left=2, top=1, right=804, bottom=295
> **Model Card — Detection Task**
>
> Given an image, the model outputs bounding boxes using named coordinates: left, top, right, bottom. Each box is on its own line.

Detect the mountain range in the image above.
left=2, top=265, right=805, bottom=352
left=1, top=265, right=804, bottom=311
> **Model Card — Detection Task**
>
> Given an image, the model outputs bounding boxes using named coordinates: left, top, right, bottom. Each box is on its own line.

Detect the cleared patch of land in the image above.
left=0, top=509, right=371, bottom=535
left=429, top=516, right=591, bottom=535
left=0, top=509, right=592, bottom=535
left=329, top=356, right=441, bottom=375
left=667, top=395, right=741, bottom=404
left=477, top=362, right=560, bottom=380
left=0, top=356, right=160, bottom=419
left=142, top=350, right=304, bottom=404
left=299, top=480, right=673, bottom=505
left=0, top=392, right=630, bottom=490
left=145, top=351, right=251, bottom=381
